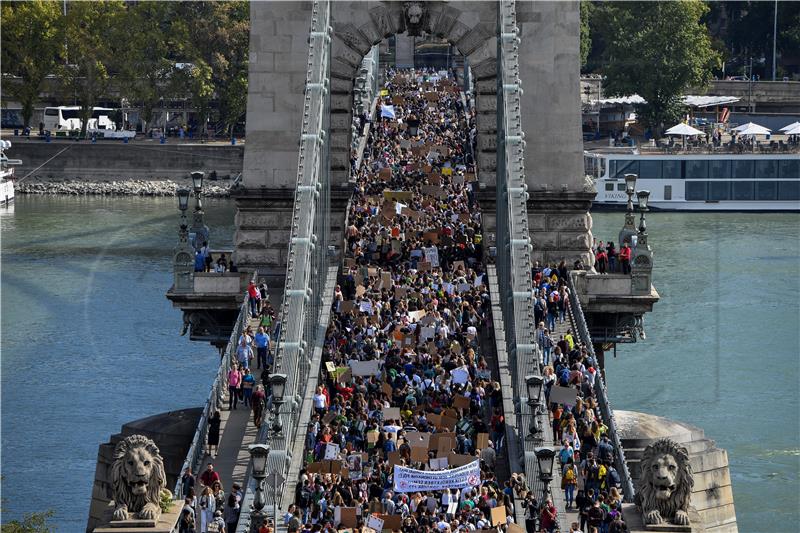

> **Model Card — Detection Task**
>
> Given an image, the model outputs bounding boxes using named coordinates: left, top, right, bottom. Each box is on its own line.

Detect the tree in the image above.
left=116, top=2, right=180, bottom=133
left=56, top=0, right=126, bottom=138
left=580, top=1, right=592, bottom=69
left=598, top=1, right=721, bottom=136
left=0, top=1, right=61, bottom=127
left=0, top=511, right=54, bottom=533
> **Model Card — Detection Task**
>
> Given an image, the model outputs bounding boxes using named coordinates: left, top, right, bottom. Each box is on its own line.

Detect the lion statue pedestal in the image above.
left=92, top=435, right=180, bottom=532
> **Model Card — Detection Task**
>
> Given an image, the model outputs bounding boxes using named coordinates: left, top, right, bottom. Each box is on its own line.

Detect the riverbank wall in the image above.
left=9, top=139, right=243, bottom=181
left=17, top=178, right=231, bottom=197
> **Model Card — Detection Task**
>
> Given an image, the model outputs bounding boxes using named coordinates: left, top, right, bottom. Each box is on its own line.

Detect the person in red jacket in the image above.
left=540, top=498, right=558, bottom=533
left=619, top=242, right=632, bottom=275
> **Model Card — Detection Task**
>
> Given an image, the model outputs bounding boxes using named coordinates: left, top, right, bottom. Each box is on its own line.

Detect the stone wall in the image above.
left=10, top=140, right=243, bottom=181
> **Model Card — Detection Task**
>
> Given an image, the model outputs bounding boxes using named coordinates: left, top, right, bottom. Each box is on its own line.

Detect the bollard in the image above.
left=13, top=129, right=18, bottom=136
left=160, top=135, right=166, bottom=144
left=231, top=136, right=236, bottom=145
left=123, top=136, right=129, bottom=144
left=46, top=132, right=51, bottom=143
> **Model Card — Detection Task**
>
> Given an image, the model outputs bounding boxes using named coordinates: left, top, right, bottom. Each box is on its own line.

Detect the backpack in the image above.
left=588, top=463, right=600, bottom=481
left=559, top=368, right=570, bottom=386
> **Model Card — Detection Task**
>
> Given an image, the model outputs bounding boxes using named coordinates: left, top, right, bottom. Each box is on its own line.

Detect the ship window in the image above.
left=605, top=183, right=615, bottom=191
left=639, top=160, right=662, bottom=179
left=732, top=181, right=754, bottom=200
left=779, top=159, right=800, bottom=180
left=617, top=183, right=627, bottom=191
left=732, top=160, right=754, bottom=179
left=612, top=160, right=638, bottom=179
left=755, top=160, right=778, bottom=179
left=662, top=160, right=681, bottom=179
left=708, top=181, right=730, bottom=200
left=664, top=185, right=672, bottom=200
left=685, top=181, right=707, bottom=201
left=709, top=160, right=730, bottom=179
left=755, top=181, right=777, bottom=201
left=778, top=181, right=800, bottom=201
left=685, top=160, right=708, bottom=179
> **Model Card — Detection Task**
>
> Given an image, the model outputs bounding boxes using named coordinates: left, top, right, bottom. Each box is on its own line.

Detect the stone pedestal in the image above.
left=92, top=503, right=182, bottom=533
left=616, top=410, right=738, bottom=533
left=527, top=190, right=595, bottom=267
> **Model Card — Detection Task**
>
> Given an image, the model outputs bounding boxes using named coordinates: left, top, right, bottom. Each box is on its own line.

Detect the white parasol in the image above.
left=665, top=123, right=704, bottom=136
left=735, top=122, right=771, bottom=136
left=778, top=121, right=800, bottom=133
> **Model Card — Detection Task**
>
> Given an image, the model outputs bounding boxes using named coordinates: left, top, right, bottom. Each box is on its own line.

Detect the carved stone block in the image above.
left=531, top=231, right=558, bottom=250
left=432, top=5, right=461, bottom=37
left=558, top=231, right=592, bottom=250
left=330, top=93, right=354, bottom=112
left=547, top=213, right=592, bottom=231
left=332, top=38, right=364, bottom=69
left=447, top=20, right=471, bottom=49
left=528, top=214, right=547, bottom=231
left=334, top=23, right=373, bottom=55
left=476, top=133, right=497, bottom=151
left=330, top=111, right=353, bottom=130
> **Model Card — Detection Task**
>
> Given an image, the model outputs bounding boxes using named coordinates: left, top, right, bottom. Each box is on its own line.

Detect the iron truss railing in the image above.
left=173, top=273, right=256, bottom=501
left=566, top=272, right=637, bottom=501
left=237, top=1, right=332, bottom=531
left=495, top=0, right=553, bottom=502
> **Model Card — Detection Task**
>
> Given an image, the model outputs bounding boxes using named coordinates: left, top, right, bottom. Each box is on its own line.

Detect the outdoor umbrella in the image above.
left=735, top=123, right=771, bottom=136
left=779, top=121, right=800, bottom=132
left=665, top=123, right=704, bottom=136
left=783, top=124, right=800, bottom=136
left=665, top=123, right=704, bottom=148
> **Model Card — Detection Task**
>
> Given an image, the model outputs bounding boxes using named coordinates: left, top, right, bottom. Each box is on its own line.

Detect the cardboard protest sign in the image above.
left=429, top=456, right=449, bottom=470
left=367, top=515, right=384, bottom=532
left=392, top=95, right=404, bottom=106
left=382, top=382, right=393, bottom=397
left=325, top=443, right=341, bottom=460
left=490, top=506, right=507, bottom=526
left=340, top=507, right=358, bottom=528
left=448, top=453, right=477, bottom=467
left=388, top=450, right=403, bottom=466
left=435, top=433, right=457, bottom=453
left=379, top=167, right=392, bottom=181
left=418, top=261, right=432, bottom=272
left=380, top=514, right=402, bottom=532
left=383, top=190, right=413, bottom=203
left=441, top=167, right=453, bottom=176
left=380, top=272, right=393, bottom=289
left=408, top=310, right=426, bottom=322
left=549, top=385, right=579, bottom=406
left=382, top=407, right=401, bottom=420
left=349, top=359, right=381, bottom=376
left=356, top=285, right=367, bottom=297
left=394, top=286, right=408, bottom=298
left=405, top=432, right=431, bottom=449
left=453, top=395, right=471, bottom=410
left=306, top=461, right=326, bottom=473
left=420, top=326, right=436, bottom=341
left=367, top=431, right=380, bottom=444
left=476, top=433, right=490, bottom=450
left=427, top=413, right=442, bottom=428
left=450, top=366, right=470, bottom=385
left=465, top=173, right=477, bottom=182
left=325, top=361, right=336, bottom=373
left=340, top=301, right=356, bottom=313
left=440, top=415, right=458, bottom=431
left=422, top=231, right=440, bottom=244
left=452, top=260, right=466, bottom=271
left=323, top=412, right=337, bottom=425
left=410, top=445, right=429, bottom=463
left=344, top=257, right=357, bottom=268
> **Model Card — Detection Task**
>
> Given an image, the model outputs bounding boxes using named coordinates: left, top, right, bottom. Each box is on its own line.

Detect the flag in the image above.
left=381, top=105, right=396, bottom=120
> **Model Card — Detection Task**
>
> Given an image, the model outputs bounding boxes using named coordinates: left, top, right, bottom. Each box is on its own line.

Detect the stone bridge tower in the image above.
left=234, top=0, right=593, bottom=285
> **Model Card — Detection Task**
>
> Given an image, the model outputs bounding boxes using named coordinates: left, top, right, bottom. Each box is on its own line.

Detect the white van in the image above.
left=43, top=106, right=116, bottom=132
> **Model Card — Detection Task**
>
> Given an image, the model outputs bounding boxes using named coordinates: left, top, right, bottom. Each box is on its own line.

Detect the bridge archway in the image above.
left=326, top=1, right=498, bottom=187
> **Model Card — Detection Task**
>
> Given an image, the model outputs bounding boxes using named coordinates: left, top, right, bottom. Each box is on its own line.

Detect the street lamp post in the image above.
left=631, top=190, right=653, bottom=295
left=618, top=173, right=638, bottom=248
left=525, top=375, right=545, bottom=441
left=535, top=447, right=556, bottom=500
left=173, top=188, right=194, bottom=293
left=248, top=444, right=270, bottom=533
left=190, top=171, right=209, bottom=252
left=265, top=373, right=287, bottom=437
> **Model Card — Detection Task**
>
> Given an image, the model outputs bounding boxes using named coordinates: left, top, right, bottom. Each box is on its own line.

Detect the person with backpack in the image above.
left=575, top=489, right=592, bottom=532
left=587, top=499, right=606, bottom=532
left=562, top=459, right=578, bottom=509
left=606, top=463, right=622, bottom=491
left=585, top=458, right=602, bottom=499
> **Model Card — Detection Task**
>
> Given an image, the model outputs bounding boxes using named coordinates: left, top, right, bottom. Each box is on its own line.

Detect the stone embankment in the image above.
left=16, top=178, right=232, bottom=198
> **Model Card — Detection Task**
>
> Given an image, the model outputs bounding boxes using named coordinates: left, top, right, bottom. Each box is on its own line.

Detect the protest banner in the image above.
left=549, top=385, right=579, bottom=406
left=325, top=443, right=341, bottom=460
left=367, top=515, right=385, bottom=533
left=393, top=460, right=481, bottom=492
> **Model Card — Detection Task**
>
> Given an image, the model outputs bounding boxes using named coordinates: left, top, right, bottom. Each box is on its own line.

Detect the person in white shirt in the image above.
left=313, top=386, right=327, bottom=416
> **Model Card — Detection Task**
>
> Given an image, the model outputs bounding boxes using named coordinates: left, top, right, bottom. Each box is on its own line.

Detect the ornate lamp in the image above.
left=177, top=188, right=191, bottom=212
left=631, top=190, right=653, bottom=296
left=535, top=447, right=556, bottom=498
left=619, top=173, right=638, bottom=247
left=269, top=373, right=288, bottom=405
left=189, top=171, right=209, bottom=251
left=525, top=375, right=543, bottom=406
left=249, top=444, right=270, bottom=515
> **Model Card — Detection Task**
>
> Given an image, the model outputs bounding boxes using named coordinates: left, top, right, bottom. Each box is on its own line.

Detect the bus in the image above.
left=42, top=106, right=116, bottom=132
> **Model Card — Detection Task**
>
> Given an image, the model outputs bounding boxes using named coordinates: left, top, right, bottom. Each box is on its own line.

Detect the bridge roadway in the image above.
left=208, top=69, right=602, bottom=533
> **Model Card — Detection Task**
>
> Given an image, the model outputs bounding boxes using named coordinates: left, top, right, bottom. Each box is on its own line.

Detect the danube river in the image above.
left=1, top=197, right=798, bottom=532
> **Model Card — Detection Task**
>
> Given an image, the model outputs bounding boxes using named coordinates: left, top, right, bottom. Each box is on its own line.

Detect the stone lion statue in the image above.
left=635, top=438, right=694, bottom=526
left=403, top=2, right=427, bottom=36
left=111, top=434, right=167, bottom=522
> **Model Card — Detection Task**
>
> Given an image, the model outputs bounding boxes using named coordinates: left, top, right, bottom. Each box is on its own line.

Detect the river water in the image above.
left=1, top=197, right=797, bottom=531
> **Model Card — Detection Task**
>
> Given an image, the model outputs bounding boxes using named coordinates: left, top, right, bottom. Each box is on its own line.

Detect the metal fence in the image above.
left=173, top=272, right=255, bottom=501
left=566, top=272, right=637, bottom=502
left=236, top=1, right=332, bottom=530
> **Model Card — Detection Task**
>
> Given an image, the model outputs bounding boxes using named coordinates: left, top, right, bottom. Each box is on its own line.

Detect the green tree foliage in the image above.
left=579, top=1, right=592, bottom=69
left=0, top=1, right=61, bottom=127
left=597, top=1, right=721, bottom=135
left=56, top=0, right=126, bottom=138
left=0, top=510, right=54, bottom=533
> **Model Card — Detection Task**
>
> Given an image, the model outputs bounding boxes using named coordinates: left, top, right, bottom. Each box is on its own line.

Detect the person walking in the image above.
left=254, top=326, right=270, bottom=369
left=236, top=337, right=253, bottom=370
left=228, top=365, right=242, bottom=410
left=252, top=385, right=266, bottom=428
left=198, top=486, right=216, bottom=533
left=562, top=459, right=578, bottom=509
left=247, top=281, right=261, bottom=318
left=241, top=368, right=255, bottom=407
left=207, top=411, right=221, bottom=457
